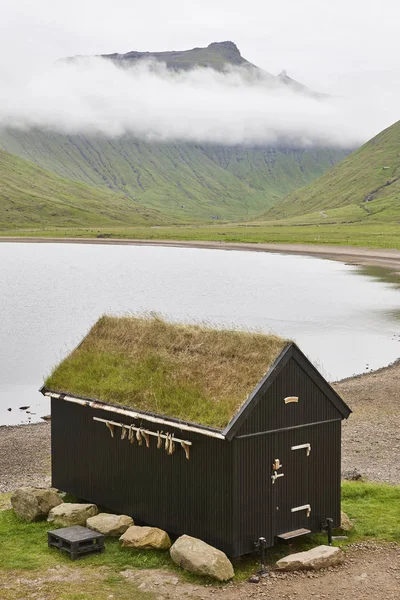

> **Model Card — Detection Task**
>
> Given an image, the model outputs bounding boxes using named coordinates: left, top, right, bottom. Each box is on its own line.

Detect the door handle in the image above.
left=291, top=443, right=311, bottom=456
left=271, top=470, right=284, bottom=484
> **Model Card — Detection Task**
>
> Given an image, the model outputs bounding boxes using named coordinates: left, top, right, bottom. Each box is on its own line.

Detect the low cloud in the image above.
left=0, top=56, right=398, bottom=148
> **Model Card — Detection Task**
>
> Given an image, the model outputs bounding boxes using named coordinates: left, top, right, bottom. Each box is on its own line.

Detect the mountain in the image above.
left=266, top=120, right=400, bottom=222
left=100, top=40, right=254, bottom=72
left=0, top=149, right=166, bottom=229
left=74, top=40, right=323, bottom=97
left=0, top=42, right=347, bottom=225
left=0, top=129, right=347, bottom=221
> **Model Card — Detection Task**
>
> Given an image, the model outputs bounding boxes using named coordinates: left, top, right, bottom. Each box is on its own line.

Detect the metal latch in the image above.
left=291, top=504, right=311, bottom=517
left=291, top=443, right=311, bottom=456
left=271, top=471, right=284, bottom=484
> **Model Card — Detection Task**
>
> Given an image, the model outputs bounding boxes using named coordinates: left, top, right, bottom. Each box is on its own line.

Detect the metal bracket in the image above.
left=271, top=471, right=284, bottom=484
left=291, top=504, right=311, bottom=517
left=291, top=443, right=311, bottom=456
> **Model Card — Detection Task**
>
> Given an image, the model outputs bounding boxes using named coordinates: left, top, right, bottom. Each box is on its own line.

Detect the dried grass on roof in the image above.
left=45, top=315, right=289, bottom=428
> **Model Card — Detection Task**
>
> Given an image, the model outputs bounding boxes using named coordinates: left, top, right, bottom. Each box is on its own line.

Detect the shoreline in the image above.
left=1, top=237, right=400, bottom=270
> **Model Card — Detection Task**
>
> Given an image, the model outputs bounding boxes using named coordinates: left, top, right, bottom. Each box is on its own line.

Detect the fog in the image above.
left=0, top=56, right=399, bottom=148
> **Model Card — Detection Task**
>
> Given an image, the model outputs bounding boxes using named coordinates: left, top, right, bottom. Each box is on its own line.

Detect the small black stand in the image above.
left=47, top=526, right=105, bottom=560
left=321, top=517, right=333, bottom=545
left=254, top=536, right=269, bottom=577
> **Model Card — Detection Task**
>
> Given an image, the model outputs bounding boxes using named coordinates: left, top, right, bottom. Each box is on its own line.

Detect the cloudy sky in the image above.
left=2, top=0, right=399, bottom=84
left=0, top=0, right=399, bottom=146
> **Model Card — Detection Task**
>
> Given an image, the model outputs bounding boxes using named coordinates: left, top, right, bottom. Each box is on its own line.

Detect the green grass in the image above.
left=0, top=482, right=397, bottom=590
left=342, top=481, right=400, bottom=541
left=0, top=149, right=168, bottom=230
left=0, top=129, right=347, bottom=222
left=45, top=315, right=288, bottom=428
left=3, top=219, right=399, bottom=249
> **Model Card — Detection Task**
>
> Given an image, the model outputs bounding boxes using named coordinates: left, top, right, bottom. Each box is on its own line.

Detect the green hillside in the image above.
left=0, top=149, right=167, bottom=229
left=0, top=129, right=347, bottom=222
left=267, top=120, right=400, bottom=222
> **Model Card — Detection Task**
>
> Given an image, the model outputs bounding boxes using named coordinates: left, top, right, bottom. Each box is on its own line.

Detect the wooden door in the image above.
left=271, top=432, right=311, bottom=537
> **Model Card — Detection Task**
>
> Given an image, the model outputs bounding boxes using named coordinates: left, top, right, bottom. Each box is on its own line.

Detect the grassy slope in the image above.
left=267, top=120, right=400, bottom=221
left=0, top=149, right=170, bottom=229
left=0, top=128, right=347, bottom=222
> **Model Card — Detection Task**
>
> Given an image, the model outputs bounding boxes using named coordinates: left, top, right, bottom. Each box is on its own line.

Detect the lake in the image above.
left=1, top=242, right=399, bottom=426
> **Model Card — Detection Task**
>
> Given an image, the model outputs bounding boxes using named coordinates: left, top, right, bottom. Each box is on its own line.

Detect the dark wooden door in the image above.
left=271, top=432, right=311, bottom=537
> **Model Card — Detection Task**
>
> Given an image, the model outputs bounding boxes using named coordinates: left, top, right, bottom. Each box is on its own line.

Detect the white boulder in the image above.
left=276, top=545, right=344, bottom=571
left=86, top=513, right=134, bottom=536
left=120, top=525, right=171, bottom=550
left=47, top=503, right=98, bottom=527
left=11, top=487, right=63, bottom=522
left=170, top=535, right=234, bottom=581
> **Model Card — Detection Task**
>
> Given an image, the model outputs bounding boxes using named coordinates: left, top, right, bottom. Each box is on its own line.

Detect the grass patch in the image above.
left=45, top=315, right=288, bottom=428
left=2, top=218, right=400, bottom=250
left=0, top=481, right=398, bottom=595
left=342, top=481, right=400, bottom=542
left=0, top=493, right=12, bottom=510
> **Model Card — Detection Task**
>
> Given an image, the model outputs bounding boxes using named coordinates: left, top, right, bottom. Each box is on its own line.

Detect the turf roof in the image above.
left=45, top=315, right=289, bottom=429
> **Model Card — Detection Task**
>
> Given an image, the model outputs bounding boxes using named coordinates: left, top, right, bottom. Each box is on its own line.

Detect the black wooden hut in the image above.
left=41, top=316, right=351, bottom=557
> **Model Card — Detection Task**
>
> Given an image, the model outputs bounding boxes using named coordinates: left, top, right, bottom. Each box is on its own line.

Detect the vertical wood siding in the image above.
left=236, top=356, right=342, bottom=437
left=233, top=420, right=341, bottom=555
left=51, top=399, right=236, bottom=555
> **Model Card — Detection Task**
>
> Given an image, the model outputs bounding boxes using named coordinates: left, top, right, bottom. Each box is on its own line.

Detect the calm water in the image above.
left=1, top=243, right=400, bottom=426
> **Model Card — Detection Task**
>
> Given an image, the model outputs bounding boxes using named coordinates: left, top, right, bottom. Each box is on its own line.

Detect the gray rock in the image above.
left=275, top=545, right=344, bottom=571
left=342, top=468, right=362, bottom=481
left=47, top=503, right=98, bottom=527
left=86, top=513, right=134, bottom=536
left=170, top=535, right=234, bottom=581
left=340, top=510, right=354, bottom=531
left=120, top=525, right=171, bottom=550
left=11, top=487, right=63, bottom=522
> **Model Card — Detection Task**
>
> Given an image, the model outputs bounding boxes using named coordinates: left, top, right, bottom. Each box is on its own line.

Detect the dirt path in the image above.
left=1, top=238, right=400, bottom=270
left=131, top=543, right=400, bottom=600
left=0, top=543, right=398, bottom=600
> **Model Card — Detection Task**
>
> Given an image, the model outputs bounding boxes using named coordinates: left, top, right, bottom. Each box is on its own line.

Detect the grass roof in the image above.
left=45, top=316, right=289, bottom=429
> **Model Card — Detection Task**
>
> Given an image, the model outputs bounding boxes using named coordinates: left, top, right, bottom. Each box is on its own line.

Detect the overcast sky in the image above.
left=0, top=0, right=399, bottom=146
left=2, top=0, right=400, bottom=86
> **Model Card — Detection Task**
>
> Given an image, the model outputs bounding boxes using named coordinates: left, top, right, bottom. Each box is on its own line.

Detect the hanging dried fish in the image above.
left=128, top=425, right=135, bottom=444
left=157, top=431, right=163, bottom=449
left=181, top=441, right=190, bottom=460
left=143, top=431, right=150, bottom=448
left=168, top=434, right=175, bottom=455
left=136, top=428, right=143, bottom=445
left=165, top=433, right=170, bottom=453
left=121, top=425, right=127, bottom=440
left=105, top=421, right=114, bottom=438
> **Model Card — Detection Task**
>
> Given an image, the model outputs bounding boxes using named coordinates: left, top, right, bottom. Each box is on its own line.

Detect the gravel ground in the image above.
left=0, top=422, right=51, bottom=493
left=125, top=542, right=400, bottom=600
left=334, top=360, right=400, bottom=484
left=0, top=361, right=399, bottom=493
left=1, top=542, right=397, bottom=600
